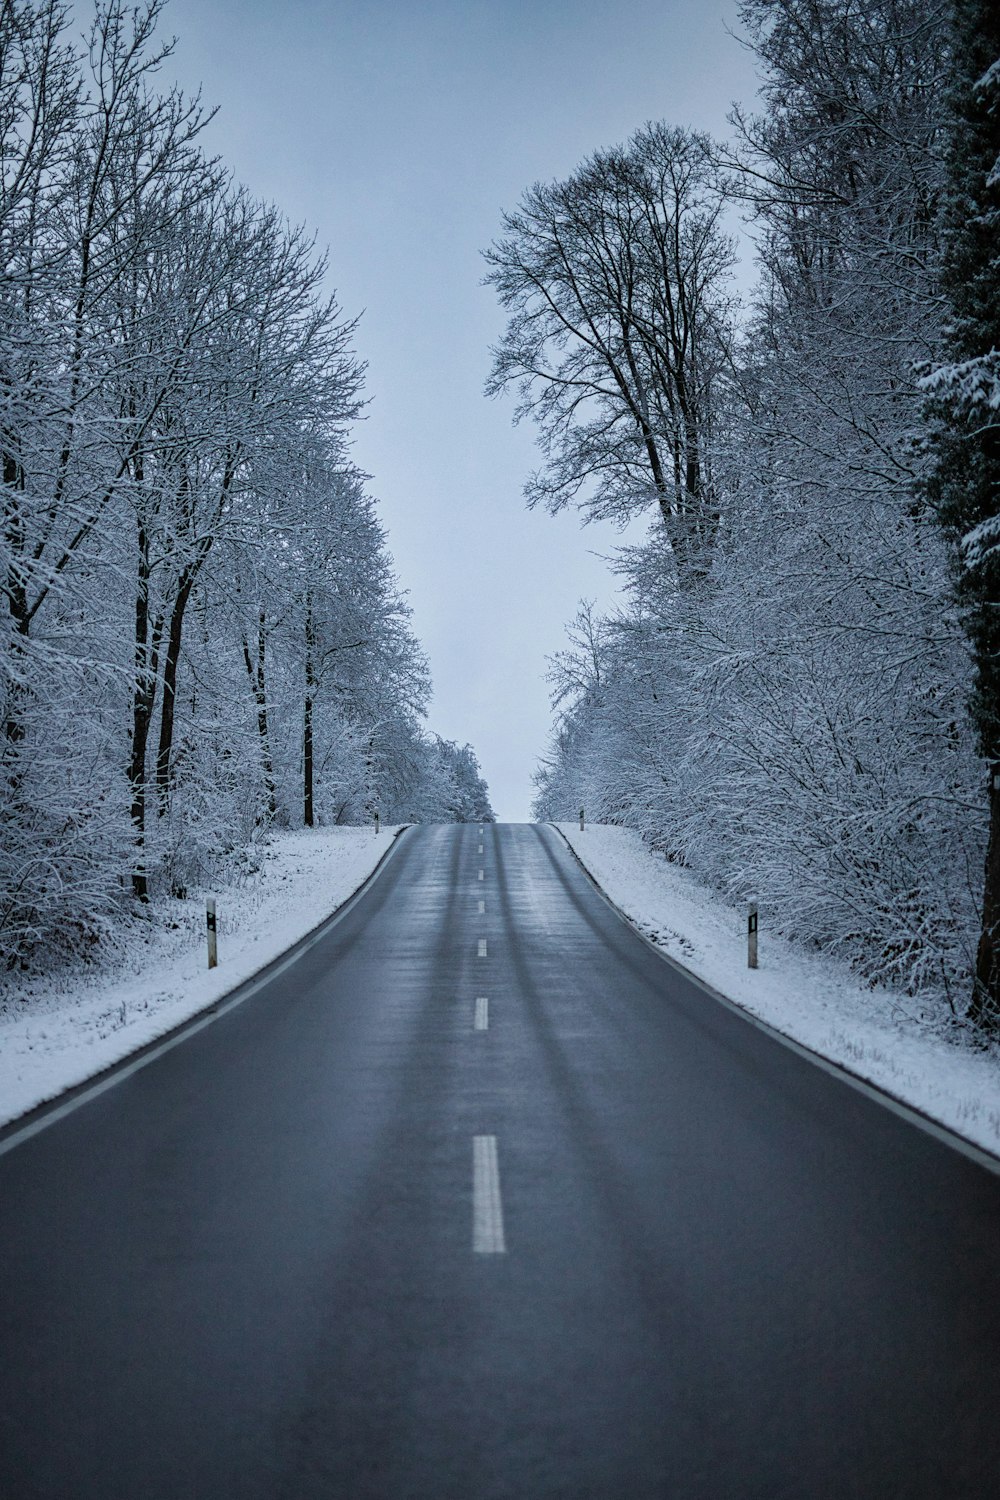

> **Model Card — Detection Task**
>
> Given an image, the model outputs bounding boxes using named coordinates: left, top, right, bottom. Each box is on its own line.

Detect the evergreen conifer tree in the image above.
left=924, top=0, right=1000, bottom=1023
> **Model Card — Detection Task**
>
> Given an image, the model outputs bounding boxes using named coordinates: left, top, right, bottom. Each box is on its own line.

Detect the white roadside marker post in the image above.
left=748, top=904, right=758, bottom=969
left=206, top=897, right=218, bottom=970
left=580, top=806, right=585, bottom=832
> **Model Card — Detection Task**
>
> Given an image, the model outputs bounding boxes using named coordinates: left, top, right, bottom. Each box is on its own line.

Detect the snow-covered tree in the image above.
left=484, top=124, right=734, bottom=580
left=921, top=0, right=1000, bottom=1023
left=524, top=0, right=987, bottom=1007
left=0, top=0, right=487, bottom=972
left=404, top=738, right=495, bottom=824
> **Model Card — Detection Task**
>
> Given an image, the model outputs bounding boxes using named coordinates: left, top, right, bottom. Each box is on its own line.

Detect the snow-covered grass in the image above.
left=557, top=822, right=1000, bottom=1159
left=0, top=826, right=402, bottom=1131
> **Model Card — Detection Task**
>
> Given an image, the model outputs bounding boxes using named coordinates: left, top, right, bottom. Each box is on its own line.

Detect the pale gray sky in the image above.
left=164, top=0, right=759, bottom=819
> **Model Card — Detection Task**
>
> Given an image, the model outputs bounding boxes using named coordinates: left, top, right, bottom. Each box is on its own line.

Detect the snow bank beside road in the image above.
left=0, top=826, right=402, bottom=1131
left=557, top=823, right=1000, bottom=1159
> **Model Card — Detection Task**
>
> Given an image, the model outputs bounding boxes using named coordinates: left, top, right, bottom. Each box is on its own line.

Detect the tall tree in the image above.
left=485, top=124, right=733, bottom=580
left=532, top=0, right=984, bottom=1005
left=0, top=0, right=479, bottom=971
left=922, top=0, right=1000, bottom=1024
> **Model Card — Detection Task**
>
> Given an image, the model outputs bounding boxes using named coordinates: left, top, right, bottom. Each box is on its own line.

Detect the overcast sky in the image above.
left=163, top=0, right=760, bottom=820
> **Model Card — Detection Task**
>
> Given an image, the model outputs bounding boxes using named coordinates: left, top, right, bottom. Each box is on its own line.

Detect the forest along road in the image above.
left=2, top=825, right=1000, bottom=1499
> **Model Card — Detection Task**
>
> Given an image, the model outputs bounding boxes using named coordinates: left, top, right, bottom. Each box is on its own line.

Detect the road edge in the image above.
left=0, top=826, right=412, bottom=1156
left=546, top=822, right=1000, bottom=1178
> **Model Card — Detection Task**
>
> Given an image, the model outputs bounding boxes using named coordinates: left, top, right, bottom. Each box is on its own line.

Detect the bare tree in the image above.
left=485, top=124, right=734, bottom=579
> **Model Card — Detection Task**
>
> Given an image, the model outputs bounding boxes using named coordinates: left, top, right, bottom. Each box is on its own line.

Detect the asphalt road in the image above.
left=2, top=823, right=1000, bottom=1499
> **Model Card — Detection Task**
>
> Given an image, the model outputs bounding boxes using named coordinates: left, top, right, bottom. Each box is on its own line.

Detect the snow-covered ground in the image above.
left=557, top=822, right=1000, bottom=1159
left=0, top=826, right=402, bottom=1131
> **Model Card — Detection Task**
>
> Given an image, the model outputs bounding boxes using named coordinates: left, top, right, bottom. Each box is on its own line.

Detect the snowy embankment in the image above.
left=557, top=823, right=1000, bottom=1158
left=0, top=826, right=402, bottom=1132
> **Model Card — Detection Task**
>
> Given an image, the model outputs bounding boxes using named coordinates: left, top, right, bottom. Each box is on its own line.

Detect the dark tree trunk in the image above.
left=242, top=610, right=277, bottom=821
left=129, top=521, right=161, bottom=902
left=303, top=593, right=316, bottom=828
left=3, top=448, right=29, bottom=747
left=155, top=565, right=199, bottom=809
left=970, top=768, right=1000, bottom=1026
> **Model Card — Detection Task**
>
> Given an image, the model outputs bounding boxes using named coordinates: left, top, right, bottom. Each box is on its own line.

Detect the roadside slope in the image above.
left=0, top=826, right=402, bottom=1130
left=557, top=822, right=1000, bottom=1158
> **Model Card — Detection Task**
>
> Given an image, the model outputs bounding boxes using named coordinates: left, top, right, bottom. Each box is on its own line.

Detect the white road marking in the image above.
left=478, top=869, right=484, bottom=881
left=472, top=1135, right=506, bottom=1253
left=478, top=938, right=487, bottom=958
left=474, top=996, right=489, bottom=1030
left=478, top=844, right=484, bottom=854
left=478, top=899, right=485, bottom=914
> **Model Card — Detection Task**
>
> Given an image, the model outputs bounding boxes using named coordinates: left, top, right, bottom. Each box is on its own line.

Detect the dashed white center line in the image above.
left=478, top=843, right=484, bottom=854
left=478, top=899, right=485, bottom=914
left=472, top=1135, right=506, bottom=1254
left=474, top=996, right=489, bottom=1030
left=478, top=938, right=487, bottom=958
left=478, top=869, right=484, bottom=881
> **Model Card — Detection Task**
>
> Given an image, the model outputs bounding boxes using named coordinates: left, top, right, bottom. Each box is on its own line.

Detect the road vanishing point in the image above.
left=2, top=824, right=1000, bottom=1498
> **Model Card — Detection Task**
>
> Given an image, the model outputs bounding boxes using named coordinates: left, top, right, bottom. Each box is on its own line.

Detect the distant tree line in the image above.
left=488, top=0, right=1000, bottom=1025
left=1, top=0, right=492, bottom=970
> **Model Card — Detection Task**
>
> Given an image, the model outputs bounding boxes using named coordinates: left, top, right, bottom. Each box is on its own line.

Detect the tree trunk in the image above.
left=129, top=522, right=161, bottom=902
left=970, top=767, right=1000, bottom=1028
left=242, top=609, right=277, bottom=821
left=3, top=449, right=29, bottom=747
left=303, top=593, right=316, bottom=828
left=155, top=564, right=199, bottom=809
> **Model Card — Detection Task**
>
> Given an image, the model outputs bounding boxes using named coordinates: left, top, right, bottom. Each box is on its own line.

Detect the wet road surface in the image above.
left=2, top=823, right=1000, bottom=1498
